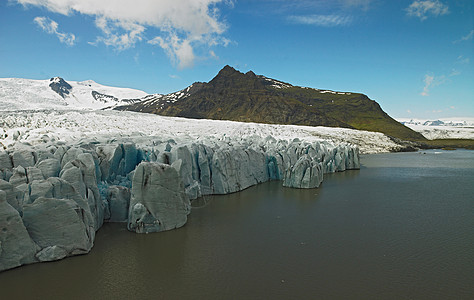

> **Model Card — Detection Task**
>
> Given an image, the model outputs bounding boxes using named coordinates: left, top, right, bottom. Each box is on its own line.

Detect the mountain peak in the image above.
left=245, top=70, right=256, bottom=77
left=217, top=65, right=257, bottom=78
left=50, top=76, right=66, bottom=84
left=210, top=65, right=265, bottom=89
left=215, top=65, right=240, bottom=77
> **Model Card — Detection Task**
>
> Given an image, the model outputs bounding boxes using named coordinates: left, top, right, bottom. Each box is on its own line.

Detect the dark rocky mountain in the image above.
left=49, top=77, right=72, bottom=98
left=116, top=65, right=425, bottom=141
left=91, top=91, right=118, bottom=103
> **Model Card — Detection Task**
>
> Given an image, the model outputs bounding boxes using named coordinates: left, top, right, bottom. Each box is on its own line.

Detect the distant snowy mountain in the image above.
left=397, top=118, right=474, bottom=140
left=399, top=118, right=474, bottom=127
left=0, top=77, right=148, bottom=111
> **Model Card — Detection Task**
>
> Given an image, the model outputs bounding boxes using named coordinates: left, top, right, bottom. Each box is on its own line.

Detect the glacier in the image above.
left=0, top=109, right=399, bottom=271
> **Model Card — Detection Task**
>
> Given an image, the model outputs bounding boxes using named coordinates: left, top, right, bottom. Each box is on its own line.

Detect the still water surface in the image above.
left=1, top=150, right=473, bottom=299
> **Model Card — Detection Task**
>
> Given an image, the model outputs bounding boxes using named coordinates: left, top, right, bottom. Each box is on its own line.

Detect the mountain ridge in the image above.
left=116, top=65, right=425, bottom=141
left=0, top=67, right=426, bottom=141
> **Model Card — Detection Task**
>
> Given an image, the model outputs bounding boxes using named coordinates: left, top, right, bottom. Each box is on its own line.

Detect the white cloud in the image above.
left=209, top=50, right=219, bottom=59
left=421, top=74, right=435, bottom=96
left=420, top=70, right=460, bottom=96
left=18, top=0, right=230, bottom=68
left=148, top=33, right=195, bottom=69
left=288, top=14, right=352, bottom=26
left=406, top=0, right=449, bottom=21
left=33, top=16, right=75, bottom=46
left=90, top=17, right=145, bottom=51
left=261, top=0, right=374, bottom=12
left=456, top=55, right=470, bottom=65
left=449, top=69, right=461, bottom=76
left=461, top=30, right=474, bottom=41
left=455, top=29, right=474, bottom=43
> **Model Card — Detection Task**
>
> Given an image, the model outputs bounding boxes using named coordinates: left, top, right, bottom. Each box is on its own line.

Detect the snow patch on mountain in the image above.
left=122, top=82, right=205, bottom=112
left=258, top=76, right=292, bottom=89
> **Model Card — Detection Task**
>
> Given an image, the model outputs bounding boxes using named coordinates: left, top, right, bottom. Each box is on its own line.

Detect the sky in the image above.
left=0, top=0, right=473, bottom=119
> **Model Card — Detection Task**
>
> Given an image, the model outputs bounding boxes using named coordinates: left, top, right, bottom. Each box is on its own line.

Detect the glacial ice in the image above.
left=0, top=126, right=360, bottom=271
left=128, top=162, right=190, bottom=233
left=0, top=190, right=38, bottom=271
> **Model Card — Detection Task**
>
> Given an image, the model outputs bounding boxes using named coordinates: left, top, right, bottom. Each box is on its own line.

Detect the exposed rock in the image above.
left=114, top=65, right=425, bottom=141
left=49, top=77, right=72, bottom=98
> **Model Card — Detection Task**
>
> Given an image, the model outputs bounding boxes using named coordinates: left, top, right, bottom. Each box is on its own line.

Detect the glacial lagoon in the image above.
left=1, top=150, right=473, bottom=299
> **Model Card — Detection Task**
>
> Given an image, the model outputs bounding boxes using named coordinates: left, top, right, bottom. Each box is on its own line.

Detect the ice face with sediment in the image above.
left=0, top=109, right=364, bottom=271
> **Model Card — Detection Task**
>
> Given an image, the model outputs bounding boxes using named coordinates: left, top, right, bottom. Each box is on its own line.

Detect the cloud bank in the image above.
left=33, top=16, right=76, bottom=46
left=18, top=0, right=229, bottom=68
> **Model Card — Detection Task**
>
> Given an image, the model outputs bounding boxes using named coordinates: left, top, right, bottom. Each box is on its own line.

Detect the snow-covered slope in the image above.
left=0, top=77, right=148, bottom=111
left=398, top=118, right=474, bottom=140
left=1, top=110, right=401, bottom=154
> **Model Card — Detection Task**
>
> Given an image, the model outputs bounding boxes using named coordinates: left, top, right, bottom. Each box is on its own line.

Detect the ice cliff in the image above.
left=0, top=132, right=359, bottom=272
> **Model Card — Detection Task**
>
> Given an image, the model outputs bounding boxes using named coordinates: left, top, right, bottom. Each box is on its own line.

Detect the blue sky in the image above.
left=0, top=0, right=473, bottom=119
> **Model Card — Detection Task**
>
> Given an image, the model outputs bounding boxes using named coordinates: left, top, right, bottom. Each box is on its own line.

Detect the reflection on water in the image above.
left=1, top=150, right=473, bottom=299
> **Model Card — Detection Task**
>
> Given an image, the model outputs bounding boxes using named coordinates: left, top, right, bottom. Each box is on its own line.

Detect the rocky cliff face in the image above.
left=0, top=133, right=359, bottom=272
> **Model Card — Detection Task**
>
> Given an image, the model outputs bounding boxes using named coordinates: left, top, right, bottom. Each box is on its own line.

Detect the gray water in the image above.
left=1, top=150, right=473, bottom=299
